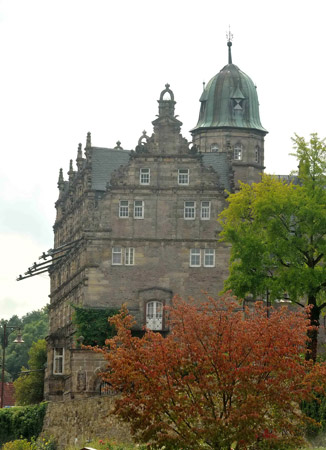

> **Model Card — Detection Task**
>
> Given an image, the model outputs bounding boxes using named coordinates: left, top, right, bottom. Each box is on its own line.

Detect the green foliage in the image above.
left=0, top=403, right=47, bottom=446
left=2, top=438, right=36, bottom=450
left=14, top=340, right=47, bottom=405
left=219, top=133, right=326, bottom=359
left=2, top=436, right=57, bottom=450
left=301, top=395, right=326, bottom=438
left=1, top=307, right=49, bottom=381
left=72, top=306, right=118, bottom=346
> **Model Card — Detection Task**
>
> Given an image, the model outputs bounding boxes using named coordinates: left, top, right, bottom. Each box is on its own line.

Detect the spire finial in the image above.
left=226, top=26, right=233, bottom=64
left=57, top=168, right=64, bottom=190
left=76, top=143, right=83, bottom=170
left=86, top=132, right=91, bottom=148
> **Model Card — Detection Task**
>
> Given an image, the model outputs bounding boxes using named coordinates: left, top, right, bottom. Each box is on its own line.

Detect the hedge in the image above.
left=0, top=403, right=47, bottom=446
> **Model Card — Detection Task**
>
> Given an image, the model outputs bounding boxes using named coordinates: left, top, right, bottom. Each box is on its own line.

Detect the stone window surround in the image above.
left=134, top=200, right=144, bottom=219
left=189, top=248, right=215, bottom=267
left=200, top=201, right=211, bottom=220
left=140, top=168, right=150, bottom=185
left=112, top=246, right=135, bottom=265
left=234, top=144, right=243, bottom=161
left=119, top=200, right=129, bottom=218
left=184, top=201, right=196, bottom=220
left=53, top=347, right=64, bottom=375
left=178, top=168, right=189, bottom=185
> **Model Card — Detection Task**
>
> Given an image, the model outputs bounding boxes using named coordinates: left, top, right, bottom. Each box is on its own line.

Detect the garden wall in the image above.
left=41, top=396, right=132, bottom=449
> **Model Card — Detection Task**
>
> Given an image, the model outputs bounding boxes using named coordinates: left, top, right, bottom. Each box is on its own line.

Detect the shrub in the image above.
left=0, top=403, right=47, bottom=446
left=2, top=438, right=36, bottom=450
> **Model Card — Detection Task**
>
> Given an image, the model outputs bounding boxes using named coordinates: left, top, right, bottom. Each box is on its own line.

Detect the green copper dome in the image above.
left=192, top=45, right=267, bottom=133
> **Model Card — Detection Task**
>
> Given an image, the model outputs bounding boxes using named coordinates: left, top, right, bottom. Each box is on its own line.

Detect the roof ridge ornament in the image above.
left=157, top=84, right=176, bottom=118
left=226, top=26, right=233, bottom=65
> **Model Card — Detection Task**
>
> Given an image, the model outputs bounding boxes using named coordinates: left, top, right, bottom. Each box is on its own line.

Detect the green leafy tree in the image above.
left=219, top=133, right=326, bottom=361
left=13, top=340, right=47, bottom=405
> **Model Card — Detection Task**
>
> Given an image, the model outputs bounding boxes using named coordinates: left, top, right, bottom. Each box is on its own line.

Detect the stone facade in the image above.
left=44, top=48, right=267, bottom=401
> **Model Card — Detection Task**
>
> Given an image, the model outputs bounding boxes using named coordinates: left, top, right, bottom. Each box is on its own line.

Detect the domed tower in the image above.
left=191, top=37, right=268, bottom=188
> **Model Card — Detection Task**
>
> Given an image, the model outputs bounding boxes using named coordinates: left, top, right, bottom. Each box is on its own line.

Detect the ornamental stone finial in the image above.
left=57, top=168, right=64, bottom=190
left=86, top=132, right=91, bottom=148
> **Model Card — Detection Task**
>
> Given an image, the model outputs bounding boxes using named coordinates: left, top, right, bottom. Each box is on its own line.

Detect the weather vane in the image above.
left=226, top=26, right=233, bottom=43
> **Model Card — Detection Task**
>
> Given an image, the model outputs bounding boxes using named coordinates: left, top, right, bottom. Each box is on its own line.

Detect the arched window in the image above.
left=146, top=301, right=163, bottom=330
left=234, top=144, right=243, bottom=161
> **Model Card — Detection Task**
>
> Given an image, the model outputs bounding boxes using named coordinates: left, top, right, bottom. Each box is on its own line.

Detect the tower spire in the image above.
left=226, top=26, right=233, bottom=64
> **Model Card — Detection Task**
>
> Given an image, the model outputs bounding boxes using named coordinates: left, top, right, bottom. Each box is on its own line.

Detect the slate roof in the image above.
left=91, top=147, right=131, bottom=190
left=202, top=153, right=231, bottom=191
left=91, top=147, right=231, bottom=192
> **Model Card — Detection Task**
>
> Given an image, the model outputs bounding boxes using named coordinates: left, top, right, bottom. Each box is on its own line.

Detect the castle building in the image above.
left=44, top=41, right=267, bottom=401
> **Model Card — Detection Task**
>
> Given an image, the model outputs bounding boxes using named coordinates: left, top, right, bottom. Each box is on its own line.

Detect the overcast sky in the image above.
left=0, top=0, right=325, bottom=319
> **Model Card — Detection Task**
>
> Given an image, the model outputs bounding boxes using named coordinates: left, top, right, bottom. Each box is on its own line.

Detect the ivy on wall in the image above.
left=72, top=306, right=119, bottom=346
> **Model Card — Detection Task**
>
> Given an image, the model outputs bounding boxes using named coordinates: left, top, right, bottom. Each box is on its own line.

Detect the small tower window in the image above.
left=255, top=146, right=260, bottom=164
left=146, top=301, right=163, bottom=330
left=234, top=145, right=243, bottom=161
left=210, top=143, right=219, bottom=152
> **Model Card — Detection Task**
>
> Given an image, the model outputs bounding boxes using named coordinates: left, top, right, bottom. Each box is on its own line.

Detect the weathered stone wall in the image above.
left=41, top=396, right=132, bottom=449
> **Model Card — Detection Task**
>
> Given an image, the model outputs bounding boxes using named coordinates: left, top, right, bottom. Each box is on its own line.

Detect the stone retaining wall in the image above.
left=41, top=396, right=132, bottom=449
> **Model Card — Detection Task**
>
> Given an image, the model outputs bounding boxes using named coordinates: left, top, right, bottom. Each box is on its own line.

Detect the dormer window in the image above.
left=234, top=145, right=243, bottom=161
left=233, top=98, right=243, bottom=110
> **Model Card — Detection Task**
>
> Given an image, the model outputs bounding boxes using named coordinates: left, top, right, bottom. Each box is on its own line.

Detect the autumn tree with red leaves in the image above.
left=96, top=295, right=326, bottom=450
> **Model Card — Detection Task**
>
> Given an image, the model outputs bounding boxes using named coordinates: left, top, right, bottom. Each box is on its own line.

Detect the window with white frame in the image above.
left=125, top=247, right=134, bottom=265
left=112, top=247, right=123, bottom=265
left=184, top=201, right=196, bottom=219
left=53, top=348, right=64, bottom=375
left=211, top=143, right=219, bottom=152
left=189, top=249, right=215, bottom=267
left=201, top=201, right=211, bottom=220
left=134, top=200, right=144, bottom=219
left=119, top=200, right=129, bottom=218
left=190, top=249, right=201, bottom=267
left=140, top=168, right=150, bottom=185
left=112, top=247, right=135, bottom=265
left=178, top=169, right=189, bottom=185
left=146, top=301, right=163, bottom=330
left=204, top=249, right=215, bottom=267
left=234, top=144, right=243, bottom=161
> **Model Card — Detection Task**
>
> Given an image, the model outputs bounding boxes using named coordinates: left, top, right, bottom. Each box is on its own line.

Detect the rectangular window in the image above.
left=204, top=249, right=215, bottom=267
left=53, top=348, right=64, bottom=375
left=140, top=168, right=150, bottom=185
left=134, top=200, right=144, bottom=219
left=178, top=169, right=189, bottom=185
left=112, top=247, right=122, bottom=265
left=119, top=200, right=129, bottom=218
left=184, top=201, right=196, bottom=219
left=125, top=248, right=134, bottom=265
left=190, top=249, right=201, bottom=267
left=201, top=201, right=211, bottom=220
left=234, top=145, right=242, bottom=161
